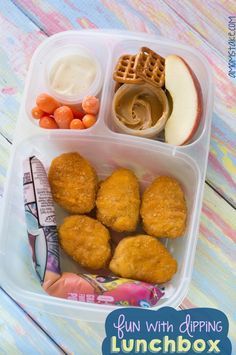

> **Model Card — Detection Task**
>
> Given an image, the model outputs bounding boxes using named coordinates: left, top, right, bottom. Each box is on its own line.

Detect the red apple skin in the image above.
left=179, top=57, right=203, bottom=145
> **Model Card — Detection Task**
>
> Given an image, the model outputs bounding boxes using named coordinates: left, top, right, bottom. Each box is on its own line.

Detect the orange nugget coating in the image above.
left=48, top=152, right=98, bottom=214
left=96, top=168, right=140, bottom=232
left=59, top=215, right=111, bottom=269
left=109, top=235, right=177, bottom=283
left=141, top=176, right=187, bottom=238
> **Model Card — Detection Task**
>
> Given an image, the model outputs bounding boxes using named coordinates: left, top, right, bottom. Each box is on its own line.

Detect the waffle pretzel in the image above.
left=113, top=54, right=144, bottom=84
left=134, top=47, right=165, bottom=88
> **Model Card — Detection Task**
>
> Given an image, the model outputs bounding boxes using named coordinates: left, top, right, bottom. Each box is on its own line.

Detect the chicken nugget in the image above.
left=109, top=235, right=177, bottom=283
left=48, top=152, right=98, bottom=214
left=140, top=176, right=187, bottom=238
left=96, top=168, right=140, bottom=232
left=59, top=215, right=111, bottom=270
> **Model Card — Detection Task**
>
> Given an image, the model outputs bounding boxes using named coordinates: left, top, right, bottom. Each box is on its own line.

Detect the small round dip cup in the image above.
left=112, top=83, right=170, bottom=139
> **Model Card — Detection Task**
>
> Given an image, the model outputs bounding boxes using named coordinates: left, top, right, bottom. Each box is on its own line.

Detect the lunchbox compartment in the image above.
left=24, top=32, right=110, bottom=129
left=103, top=38, right=210, bottom=147
left=0, top=134, right=200, bottom=321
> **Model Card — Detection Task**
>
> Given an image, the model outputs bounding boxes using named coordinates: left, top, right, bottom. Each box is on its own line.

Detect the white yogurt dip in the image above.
left=49, top=54, right=97, bottom=97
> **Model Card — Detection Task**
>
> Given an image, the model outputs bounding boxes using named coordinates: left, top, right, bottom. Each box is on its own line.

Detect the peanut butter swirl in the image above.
left=113, top=83, right=169, bottom=137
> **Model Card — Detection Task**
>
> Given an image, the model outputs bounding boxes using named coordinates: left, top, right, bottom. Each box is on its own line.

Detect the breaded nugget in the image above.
left=109, top=235, right=177, bottom=283
left=141, top=176, right=187, bottom=238
left=48, top=152, right=98, bottom=214
left=96, top=168, right=140, bottom=232
left=59, top=215, right=111, bottom=269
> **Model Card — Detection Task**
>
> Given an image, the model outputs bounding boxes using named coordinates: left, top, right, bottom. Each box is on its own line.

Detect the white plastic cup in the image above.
left=45, top=44, right=102, bottom=105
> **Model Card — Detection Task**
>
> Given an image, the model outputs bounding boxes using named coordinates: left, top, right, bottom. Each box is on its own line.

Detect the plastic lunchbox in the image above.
left=0, top=30, right=213, bottom=322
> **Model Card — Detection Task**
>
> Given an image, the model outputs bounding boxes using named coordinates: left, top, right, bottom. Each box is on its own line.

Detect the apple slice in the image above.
left=164, top=55, right=203, bottom=145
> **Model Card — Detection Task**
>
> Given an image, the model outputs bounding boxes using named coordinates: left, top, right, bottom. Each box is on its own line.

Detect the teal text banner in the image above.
left=102, top=307, right=232, bottom=354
